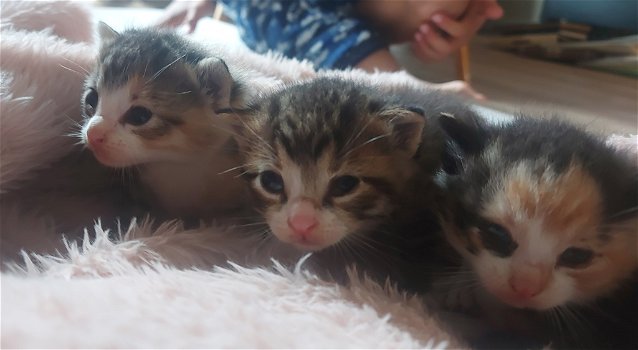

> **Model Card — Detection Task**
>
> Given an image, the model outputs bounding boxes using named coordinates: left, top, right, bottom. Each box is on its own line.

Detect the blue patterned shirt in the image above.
left=220, top=0, right=387, bottom=69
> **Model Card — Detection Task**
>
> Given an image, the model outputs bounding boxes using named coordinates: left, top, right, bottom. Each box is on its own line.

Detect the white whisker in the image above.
left=146, top=54, right=186, bottom=85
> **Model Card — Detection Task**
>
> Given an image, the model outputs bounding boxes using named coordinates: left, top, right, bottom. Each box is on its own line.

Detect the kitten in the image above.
left=79, top=23, right=283, bottom=219
left=232, top=76, right=479, bottom=253
left=436, top=114, right=637, bottom=348
left=79, top=23, right=478, bottom=221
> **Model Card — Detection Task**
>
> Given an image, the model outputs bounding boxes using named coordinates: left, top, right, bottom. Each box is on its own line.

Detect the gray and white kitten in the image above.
left=80, top=24, right=283, bottom=219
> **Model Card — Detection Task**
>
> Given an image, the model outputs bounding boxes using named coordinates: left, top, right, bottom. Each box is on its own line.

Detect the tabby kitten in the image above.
left=232, top=77, right=478, bottom=252
left=80, top=23, right=272, bottom=218
left=436, top=114, right=637, bottom=348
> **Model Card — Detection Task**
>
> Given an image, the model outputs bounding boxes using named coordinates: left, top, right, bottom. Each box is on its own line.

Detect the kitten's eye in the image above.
left=558, top=247, right=594, bottom=268
left=259, top=170, right=284, bottom=194
left=329, top=175, right=360, bottom=197
left=479, top=223, right=518, bottom=257
left=84, top=88, right=98, bottom=117
left=124, top=106, right=153, bottom=126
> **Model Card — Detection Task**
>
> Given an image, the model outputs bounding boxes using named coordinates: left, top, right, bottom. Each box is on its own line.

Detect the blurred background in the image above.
left=95, top=0, right=637, bottom=132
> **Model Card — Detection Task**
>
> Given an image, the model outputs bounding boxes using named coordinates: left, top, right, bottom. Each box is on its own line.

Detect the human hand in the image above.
left=154, top=0, right=216, bottom=33
left=411, top=0, right=503, bottom=62
left=432, top=80, right=486, bottom=101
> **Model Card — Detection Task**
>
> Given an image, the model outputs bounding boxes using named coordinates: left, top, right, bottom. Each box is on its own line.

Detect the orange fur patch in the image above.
left=571, top=217, right=637, bottom=299
left=501, top=162, right=602, bottom=240
left=484, top=160, right=637, bottom=302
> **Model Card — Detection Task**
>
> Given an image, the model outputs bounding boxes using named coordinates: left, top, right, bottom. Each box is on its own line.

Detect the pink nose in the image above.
left=288, top=215, right=318, bottom=236
left=510, top=282, right=541, bottom=299
left=509, top=275, right=544, bottom=299
left=86, top=127, right=105, bottom=148
left=287, top=200, right=318, bottom=238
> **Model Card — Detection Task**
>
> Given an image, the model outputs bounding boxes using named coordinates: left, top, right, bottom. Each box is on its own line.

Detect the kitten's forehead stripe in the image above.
left=268, top=98, right=280, bottom=118
left=261, top=80, right=398, bottom=169
left=99, top=29, right=208, bottom=90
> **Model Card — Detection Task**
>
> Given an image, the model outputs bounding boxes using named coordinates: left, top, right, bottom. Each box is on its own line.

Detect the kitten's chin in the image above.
left=282, top=235, right=334, bottom=252
left=487, top=287, right=564, bottom=311
left=290, top=242, right=326, bottom=252
left=90, top=148, right=138, bottom=168
left=272, top=231, right=337, bottom=252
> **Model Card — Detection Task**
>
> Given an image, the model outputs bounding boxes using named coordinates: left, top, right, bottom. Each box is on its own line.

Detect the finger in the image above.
left=185, top=8, right=198, bottom=33
left=155, top=13, right=184, bottom=28
left=412, top=33, right=432, bottom=61
left=437, top=81, right=486, bottom=101
left=430, top=14, right=464, bottom=39
left=462, top=1, right=496, bottom=32
left=154, top=2, right=189, bottom=28
left=459, top=84, right=486, bottom=101
left=414, top=31, right=446, bottom=62
left=419, top=24, right=454, bottom=57
left=484, top=0, right=504, bottom=19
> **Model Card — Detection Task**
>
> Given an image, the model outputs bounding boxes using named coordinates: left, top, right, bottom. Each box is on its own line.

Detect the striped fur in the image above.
left=234, top=77, right=473, bottom=251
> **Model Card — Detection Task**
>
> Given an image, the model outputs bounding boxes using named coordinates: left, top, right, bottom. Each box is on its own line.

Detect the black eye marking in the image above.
left=558, top=247, right=594, bottom=268
left=478, top=223, right=518, bottom=257
left=123, top=106, right=153, bottom=126
left=259, top=170, right=284, bottom=194
left=329, top=175, right=360, bottom=197
left=84, top=88, right=98, bottom=117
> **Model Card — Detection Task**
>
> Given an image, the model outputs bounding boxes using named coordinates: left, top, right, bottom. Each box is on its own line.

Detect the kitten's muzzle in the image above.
left=83, top=115, right=109, bottom=148
left=492, top=264, right=551, bottom=308
left=86, top=127, right=106, bottom=148
left=287, top=200, right=319, bottom=240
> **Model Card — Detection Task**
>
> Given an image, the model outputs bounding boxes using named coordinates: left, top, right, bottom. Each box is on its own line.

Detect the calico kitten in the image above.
left=232, top=77, right=478, bottom=252
left=436, top=114, right=637, bottom=348
left=79, top=23, right=274, bottom=219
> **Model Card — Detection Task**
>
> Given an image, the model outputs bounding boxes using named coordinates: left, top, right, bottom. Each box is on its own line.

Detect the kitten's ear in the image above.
left=97, top=21, right=119, bottom=46
left=438, top=112, right=487, bottom=155
left=379, top=106, right=425, bottom=156
left=193, top=57, right=233, bottom=110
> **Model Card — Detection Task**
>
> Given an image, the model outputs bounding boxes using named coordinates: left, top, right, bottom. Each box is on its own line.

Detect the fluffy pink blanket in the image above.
left=0, top=2, right=464, bottom=348
left=2, top=2, right=636, bottom=348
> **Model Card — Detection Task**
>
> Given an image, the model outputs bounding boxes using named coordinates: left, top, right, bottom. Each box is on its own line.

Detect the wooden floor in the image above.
left=394, top=38, right=638, bottom=133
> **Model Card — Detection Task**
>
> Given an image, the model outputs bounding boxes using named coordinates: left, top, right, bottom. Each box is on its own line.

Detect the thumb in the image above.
left=484, top=1, right=504, bottom=20
left=185, top=8, right=199, bottom=33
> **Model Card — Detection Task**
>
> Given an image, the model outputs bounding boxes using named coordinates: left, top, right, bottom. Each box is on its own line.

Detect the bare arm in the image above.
left=354, top=48, right=484, bottom=100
